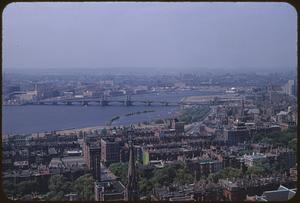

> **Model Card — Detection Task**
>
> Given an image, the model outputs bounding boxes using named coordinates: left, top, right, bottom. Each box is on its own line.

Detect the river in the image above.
left=2, top=90, right=218, bottom=135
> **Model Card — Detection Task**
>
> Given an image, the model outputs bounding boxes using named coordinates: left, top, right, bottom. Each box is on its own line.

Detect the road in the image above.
left=184, top=106, right=216, bottom=135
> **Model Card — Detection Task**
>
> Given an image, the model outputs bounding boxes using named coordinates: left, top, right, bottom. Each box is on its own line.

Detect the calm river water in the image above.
left=3, top=90, right=216, bottom=134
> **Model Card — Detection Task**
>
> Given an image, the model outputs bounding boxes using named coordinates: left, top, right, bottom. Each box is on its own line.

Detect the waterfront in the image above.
left=3, top=105, right=178, bottom=135
left=3, top=90, right=219, bottom=135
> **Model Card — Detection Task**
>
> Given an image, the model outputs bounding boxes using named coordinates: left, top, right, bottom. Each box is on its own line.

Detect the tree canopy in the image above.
left=252, top=129, right=297, bottom=148
left=109, top=162, right=128, bottom=185
left=45, top=174, right=94, bottom=201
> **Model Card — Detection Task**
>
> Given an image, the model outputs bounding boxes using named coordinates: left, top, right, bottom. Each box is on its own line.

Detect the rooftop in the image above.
left=95, top=180, right=125, bottom=194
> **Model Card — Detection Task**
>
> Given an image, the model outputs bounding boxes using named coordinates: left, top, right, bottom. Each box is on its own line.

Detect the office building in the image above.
left=101, top=138, right=120, bottom=164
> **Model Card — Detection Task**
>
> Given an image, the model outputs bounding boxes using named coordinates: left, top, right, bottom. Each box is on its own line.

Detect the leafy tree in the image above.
left=150, top=166, right=177, bottom=186
left=73, top=174, right=94, bottom=201
left=46, top=175, right=72, bottom=200
left=46, top=191, right=65, bottom=201
left=109, top=162, right=128, bottom=185
left=252, top=129, right=297, bottom=148
left=2, top=179, right=14, bottom=196
left=48, top=175, right=71, bottom=194
left=3, top=179, right=46, bottom=198
left=138, top=178, right=153, bottom=195
left=246, top=165, right=265, bottom=176
left=208, top=167, right=242, bottom=182
left=16, top=180, right=39, bottom=196
left=288, top=138, right=297, bottom=151
left=174, top=168, right=193, bottom=185
left=219, top=167, right=242, bottom=178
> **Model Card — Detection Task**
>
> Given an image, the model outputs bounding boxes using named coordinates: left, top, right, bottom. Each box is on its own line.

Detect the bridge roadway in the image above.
left=26, top=99, right=196, bottom=106
left=24, top=96, right=243, bottom=107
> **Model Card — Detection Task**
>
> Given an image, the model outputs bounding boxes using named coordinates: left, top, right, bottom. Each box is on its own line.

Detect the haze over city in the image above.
left=2, top=2, right=298, bottom=202
left=3, top=2, right=297, bottom=74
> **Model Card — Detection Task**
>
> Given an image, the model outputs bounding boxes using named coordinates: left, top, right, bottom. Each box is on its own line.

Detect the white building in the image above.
left=243, top=153, right=267, bottom=167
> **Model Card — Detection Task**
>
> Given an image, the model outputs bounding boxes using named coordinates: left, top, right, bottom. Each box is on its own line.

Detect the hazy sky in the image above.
left=3, top=2, right=297, bottom=73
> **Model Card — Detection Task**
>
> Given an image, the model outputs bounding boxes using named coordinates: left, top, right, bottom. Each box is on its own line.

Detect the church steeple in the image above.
left=125, top=130, right=138, bottom=201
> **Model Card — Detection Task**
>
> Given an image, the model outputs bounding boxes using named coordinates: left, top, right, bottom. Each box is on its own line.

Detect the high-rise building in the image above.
left=83, top=137, right=101, bottom=181
left=101, top=138, right=120, bottom=165
left=282, top=80, right=295, bottom=96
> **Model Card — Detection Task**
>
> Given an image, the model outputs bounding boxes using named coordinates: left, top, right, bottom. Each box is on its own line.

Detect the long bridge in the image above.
left=23, top=95, right=244, bottom=107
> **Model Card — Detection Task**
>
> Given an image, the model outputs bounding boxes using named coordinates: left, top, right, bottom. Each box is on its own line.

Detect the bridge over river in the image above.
left=23, top=95, right=243, bottom=107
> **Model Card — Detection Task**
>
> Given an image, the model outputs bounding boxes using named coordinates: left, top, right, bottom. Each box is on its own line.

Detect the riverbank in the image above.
left=4, top=90, right=222, bottom=135
left=2, top=125, right=108, bottom=139
left=3, top=121, right=165, bottom=139
left=3, top=109, right=163, bottom=138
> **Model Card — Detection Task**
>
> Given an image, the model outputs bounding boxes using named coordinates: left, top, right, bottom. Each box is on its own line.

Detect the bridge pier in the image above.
left=34, top=98, right=184, bottom=107
left=125, top=100, right=133, bottom=106
left=100, top=100, right=108, bottom=106
left=125, top=95, right=132, bottom=106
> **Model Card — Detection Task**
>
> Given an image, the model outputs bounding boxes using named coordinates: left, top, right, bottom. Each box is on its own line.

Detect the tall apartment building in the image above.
left=101, top=138, right=120, bottom=165
left=83, top=137, right=101, bottom=181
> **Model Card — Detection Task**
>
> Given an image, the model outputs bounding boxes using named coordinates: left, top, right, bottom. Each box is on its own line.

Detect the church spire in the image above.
left=125, top=130, right=138, bottom=201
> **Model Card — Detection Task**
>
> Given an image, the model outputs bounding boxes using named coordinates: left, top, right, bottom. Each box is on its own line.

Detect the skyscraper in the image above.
left=282, top=80, right=295, bottom=96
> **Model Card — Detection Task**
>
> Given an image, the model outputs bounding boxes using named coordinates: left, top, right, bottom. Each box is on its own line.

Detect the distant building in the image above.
left=94, top=162, right=125, bottom=201
left=243, top=153, right=267, bottom=167
left=223, top=121, right=250, bottom=145
left=94, top=180, right=125, bottom=201
left=171, top=118, right=185, bottom=134
left=282, top=80, right=296, bottom=96
left=48, top=156, right=87, bottom=174
left=152, top=185, right=194, bottom=201
left=66, top=150, right=82, bottom=157
left=64, top=193, right=78, bottom=201
left=101, top=138, right=120, bottom=164
left=187, top=159, right=223, bottom=177
left=14, top=91, right=37, bottom=102
left=277, top=149, right=296, bottom=169
left=6, top=85, right=21, bottom=95
left=63, top=91, right=74, bottom=98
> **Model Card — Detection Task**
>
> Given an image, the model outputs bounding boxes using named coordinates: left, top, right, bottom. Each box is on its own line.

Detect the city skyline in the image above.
left=2, top=2, right=297, bottom=201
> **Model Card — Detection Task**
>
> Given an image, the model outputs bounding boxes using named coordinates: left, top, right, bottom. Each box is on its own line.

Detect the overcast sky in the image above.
left=2, top=2, right=297, bottom=73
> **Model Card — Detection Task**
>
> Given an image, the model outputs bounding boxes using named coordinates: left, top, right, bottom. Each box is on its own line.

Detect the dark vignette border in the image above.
left=0, top=0, right=298, bottom=203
